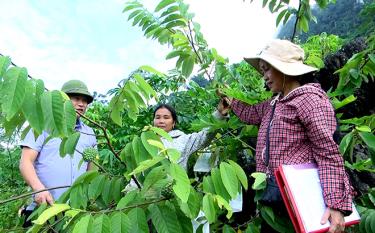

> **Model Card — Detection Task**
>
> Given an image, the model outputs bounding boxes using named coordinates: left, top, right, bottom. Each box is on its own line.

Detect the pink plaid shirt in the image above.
left=232, top=83, right=352, bottom=214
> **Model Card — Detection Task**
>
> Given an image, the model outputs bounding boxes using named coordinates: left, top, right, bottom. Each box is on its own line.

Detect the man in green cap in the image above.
left=19, top=80, right=97, bottom=226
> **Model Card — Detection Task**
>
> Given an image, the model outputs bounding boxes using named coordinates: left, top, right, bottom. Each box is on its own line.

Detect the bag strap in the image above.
left=264, top=102, right=277, bottom=167
left=264, top=93, right=280, bottom=168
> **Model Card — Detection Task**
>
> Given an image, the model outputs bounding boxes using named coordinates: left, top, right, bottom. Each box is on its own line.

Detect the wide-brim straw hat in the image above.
left=244, top=39, right=318, bottom=76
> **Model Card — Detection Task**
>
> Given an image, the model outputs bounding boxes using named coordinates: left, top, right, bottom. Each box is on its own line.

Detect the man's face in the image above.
left=69, top=95, right=89, bottom=118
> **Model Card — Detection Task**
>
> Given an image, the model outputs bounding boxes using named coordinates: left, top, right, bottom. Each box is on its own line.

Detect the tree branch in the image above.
left=0, top=186, right=71, bottom=205
left=186, top=20, right=213, bottom=80
left=291, top=0, right=302, bottom=42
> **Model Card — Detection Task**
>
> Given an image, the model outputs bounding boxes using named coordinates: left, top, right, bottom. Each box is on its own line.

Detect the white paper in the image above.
left=282, top=164, right=360, bottom=232
left=194, top=152, right=216, bottom=172
left=229, top=192, right=243, bottom=213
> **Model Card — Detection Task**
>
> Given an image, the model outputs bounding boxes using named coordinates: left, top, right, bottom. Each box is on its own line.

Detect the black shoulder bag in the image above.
left=259, top=101, right=283, bottom=205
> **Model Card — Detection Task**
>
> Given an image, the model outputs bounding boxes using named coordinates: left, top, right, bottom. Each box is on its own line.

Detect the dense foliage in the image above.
left=0, top=0, right=374, bottom=232
left=278, top=0, right=375, bottom=41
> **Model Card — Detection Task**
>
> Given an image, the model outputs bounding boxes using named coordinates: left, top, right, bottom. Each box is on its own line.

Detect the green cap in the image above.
left=61, top=80, right=93, bottom=104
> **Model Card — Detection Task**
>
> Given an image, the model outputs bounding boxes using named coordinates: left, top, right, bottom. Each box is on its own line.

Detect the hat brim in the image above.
left=244, top=54, right=318, bottom=76
left=66, top=91, right=94, bottom=104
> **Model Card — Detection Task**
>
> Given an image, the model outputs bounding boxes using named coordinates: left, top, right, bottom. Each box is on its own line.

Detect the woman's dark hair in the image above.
left=153, top=104, right=178, bottom=124
left=293, top=72, right=319, bottom=85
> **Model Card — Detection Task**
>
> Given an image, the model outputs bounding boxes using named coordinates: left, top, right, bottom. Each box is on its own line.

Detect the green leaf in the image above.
left=203, top=176, right=215, bottom=194
left=167, top=148, right=181, bottom=163
left=72, top=215, right=93, bottom=233
left=3, top=111, right=26, bottom=137
left=32, top=204, right=70, bottom=225
left=283, top=11, right=291, bottom=25
left=215, top=195, right=233, bottom=219
left=122, top=89, right=139, bottom=121
left=123, top=2, right=142, bottom=12
left=147, top=139, right=165, bottom=150
left=0, top=55, right=11, bottom=77
left=165, top=20, right=186, bottom=29
left=128, top=156, right=165, bottom=177
left=88, top=174, right=106, bottom=200
left=150, top=126, right=172, bottom=141
left=365, top=211, right=375, bottom=233
left=22, top=80, right=44, bottom=135
left=111, top=212, right=131, bottom=233
left=178, top=188, right=201, bottom=219
left=181, top=54, right=195, bottom=77
left=116, top=190, right=138, bottom=210
left=70, top=185, right=87, bottom=209
left=121, top=143, right=136, bottom=171
left=202, top=194, right=216, bottom=224
left=222, top=225, right=236, bottom=233
left=41, top=90, right=66, bottom=136
left=109, top=95, right=123, bottom=126
left=64, top=132, right=80, bottom=155
left=72, top=170, right=99, bottom=187
left=170, top=163, right=191, bottom=202
left=276, top=9, right=288, bottom=26
left=220, top=162, right=239, bottom=198
left=260, top=205, right=292, bottom=232
left=160, top=5, right=179, bottom=18
left=155, top=0, right=176, bottom=12
left=166, top=50, right=184, bottom=60
left=142, top=166, right=167, bottom=193
left=1, top=67, right=27, bottom=120
left=93, top=214, right=111, bottom=233
left=132, top=135, right=151, bottom=165
left=148, top=204, right=183, bottom=233
left=112, top=177, right=124, bottom=203
left=133, top=71, right=157, bottom=99
left=251, top=172, right=267, bottom=190
left=228, top=160, right=248, bottom=190
left=299, top=16, right=309, bottom=32
left=101, top=177, right=113, bottom=206
left=356, top=125, right=372, bottom=133
left=127, top=208, right=148, bottom=233
left=64, top=100, right=77, bottom=134
left=332, top=95, right=357, bottom=110
left=211, top=168, right=231, bottom=200
left=138, top=65, right=165, bottom=78
left=141, top=131, right=160, bottom=156
left=339, top=132, right=354, bottom=155
left=127, top=82, right=146, bottom=107
left=359, top=132, right=375, bottom=151
left=161, top=14, right=183, bottom=25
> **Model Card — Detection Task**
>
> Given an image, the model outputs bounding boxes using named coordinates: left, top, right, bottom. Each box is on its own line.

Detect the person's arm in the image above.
left=231, top=99, right=270, bottom=125
left=178, top=102, right=229, bottom=159
left=297, top=94, right=351, bottom=232
left=19, top=147, right=54, bottom=205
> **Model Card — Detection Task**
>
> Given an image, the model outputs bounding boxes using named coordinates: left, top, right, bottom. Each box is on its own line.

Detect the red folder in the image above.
left=274, top=163, right=360, bottom=233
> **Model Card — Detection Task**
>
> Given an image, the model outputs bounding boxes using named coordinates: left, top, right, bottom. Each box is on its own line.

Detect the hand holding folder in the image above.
left=274, top=163, right=360, bottom=233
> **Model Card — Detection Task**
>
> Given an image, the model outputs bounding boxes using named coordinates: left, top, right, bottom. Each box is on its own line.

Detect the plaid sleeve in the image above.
left=231, top=99, right=270, bottom=125
left=297, top=94, right=352, bottom=215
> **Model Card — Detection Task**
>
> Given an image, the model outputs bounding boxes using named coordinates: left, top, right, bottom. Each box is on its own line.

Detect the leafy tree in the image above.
left=0, top=0, right=374, bottom=232
left=277, top=0, right=372, bottom=41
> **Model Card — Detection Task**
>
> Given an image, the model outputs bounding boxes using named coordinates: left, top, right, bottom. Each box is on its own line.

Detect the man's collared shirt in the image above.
left=21, top=120, right=96, bottom=209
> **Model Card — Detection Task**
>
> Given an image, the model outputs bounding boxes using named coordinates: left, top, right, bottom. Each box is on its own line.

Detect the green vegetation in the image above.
left=278, top=0, right=375, bottom=41
left=0, top=0, right=374, bottom=232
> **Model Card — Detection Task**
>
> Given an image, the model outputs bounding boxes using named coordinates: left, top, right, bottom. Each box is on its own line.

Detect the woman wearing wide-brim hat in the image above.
left=221, top=40, right=352, bottom=233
